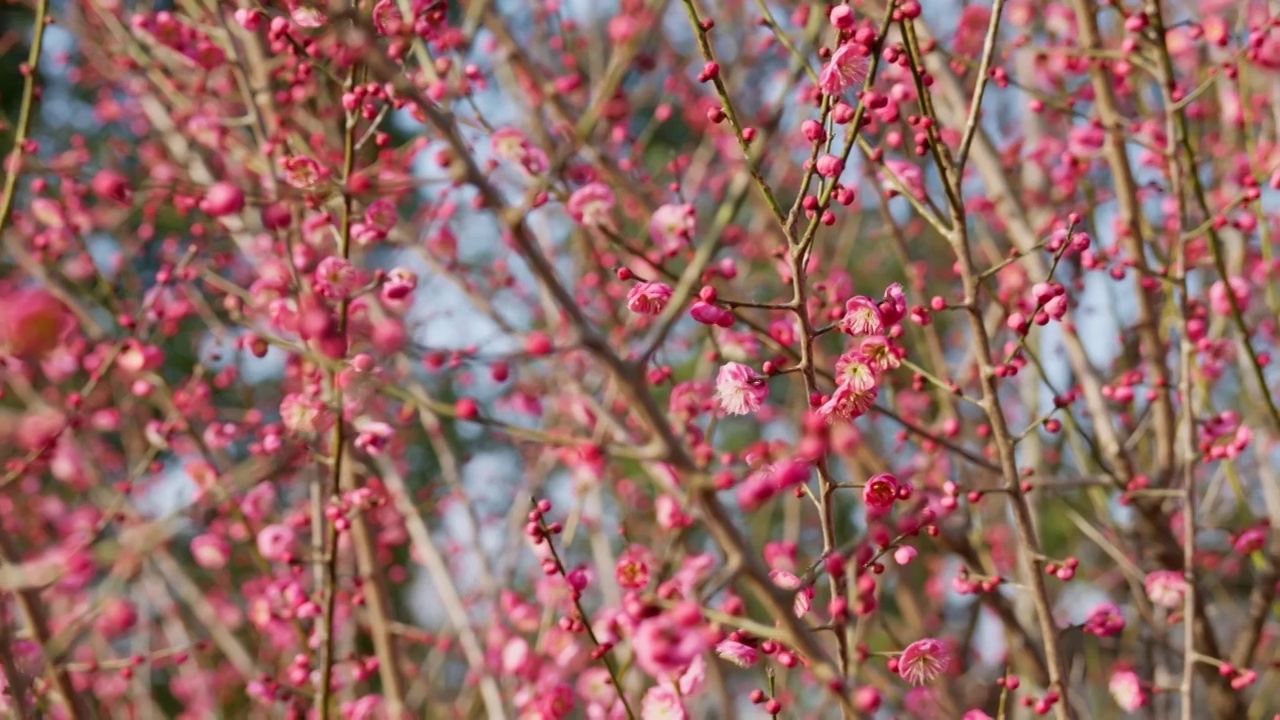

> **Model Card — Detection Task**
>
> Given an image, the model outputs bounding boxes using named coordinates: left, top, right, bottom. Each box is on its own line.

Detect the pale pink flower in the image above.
left=819, top=42, right=871, bottom=96
left=859, top=335, right=903, bottom=373
left=279, top=393, right=332, bottom=436
left=715, top=362, right=768, bottom=416
left=288, top=2, right=326, bottom=27
left=715, top=640, right=759, bottom=667
left=1209, top=276, right=1251, bottom=315
left=840, top=296, right=884, bottom=336
left=769, top=569, right=813, bottom=617
left=963, top=711, right=994, bottom=720
left=627, top=281, right=674, bottom=315
left=631, top=613, right=708, bottom=679
left=341, top=695, right=383, bottom=720
left=835, top=352, right=879, bottom=393
left=880, top=158, right=926, bottom=199
left=575, top=667, right=619, bottom=708
left=898, top=638, right=950, bottom=685
left=818, top=382, right=878, bottom=421
left=672, top=654, right=706, bottom=697
left=1144, top=570, right=1187, bottom=609
left=567, top=182, right=616, bottom=227
left=491, top=128, right=548, bottom=174
left=1083, top=602, right=1126, bottom=637
left=649, top=203, right=695, bottom=251
left=894, top=546, right=918, bottom=565
left=256, top=524, right=295, bottom=562
left=640, top=685, right=687, bottom=720
left=1108, top=669, right=1147, bottom=712
left=655, top=495, right=693, bottom=530
left=190, top=534, right=231, bottom=569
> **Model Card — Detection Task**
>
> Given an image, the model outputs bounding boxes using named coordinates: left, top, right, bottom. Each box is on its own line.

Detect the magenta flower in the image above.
left=1083, top=602, right=1126, bottom=637
left=0, top=288, right=71, bottom=360
left=898, top=638, right=950, bottom=685
left=715, top=362, right=768, bottom=416
left=1233, top=526, right=1268, bottom=555
left=863, top=472, right=899, bottom=512
left=1108, top=669, right=1147, bottom=712
left=314, top=256, right=361, bottom=299
left=1144, top=570, right=1187, bottom=609
left=690, top=300, right=734, bottom=327
left=631, top=613, right=708, bottom=679
left=627, top=281, right=674, bottom=315
left=200, top=181, right=245, bottom=217
left=819, top=42, right=870, bottom=96
left=714, top=640, right=759, bottom=668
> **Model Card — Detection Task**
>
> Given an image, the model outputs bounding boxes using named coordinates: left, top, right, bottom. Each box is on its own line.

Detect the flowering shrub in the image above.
left=0, top=0, right=1278, bottom=717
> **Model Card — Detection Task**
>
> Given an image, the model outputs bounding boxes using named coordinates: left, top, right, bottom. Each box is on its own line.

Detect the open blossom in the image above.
left=859, top=335, right=903, bottom=372
left=818, top=381, right=878, bottom=421
left=641, top=685, right=687, bottom=720
left=840, top=296, right=884, bottom=336
left=1109, top=669, right=1147, bottom=711
left=491, top=127, right=549, bottom=174
left=1144, top=570, right=1187, bottom=609
left=898, top=638, right=950, bottom=685
left=627, top=281, right=673, bottom=315
left=835, top=352, right=879, bottom=393
left=863, top=472, right=899, bottom=512
left=281, top=155, right=325, bottom=190
left=256, top=524, right=295, bottom=562
left=819, top=42, right=871, bottom=96
left=314, top=256, right=361, bottom=299
left=567, top=182, right=616, bottom=227
left=1083, top=602, right=1126, bottom=637
left=190, top=534, right=231, bottom=569
left=769, top=569, right=814, bottom=617
left=715, top=362, right=768, bottom=415
left=649, top=203, right=695, bottom=251
left=715, top=640, right=759, bottom=668
left=631, top=611, right=708, bottom=679
left=880, top=158, right=926, bottom=199
left=279, top=393, right=332, bottom=436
